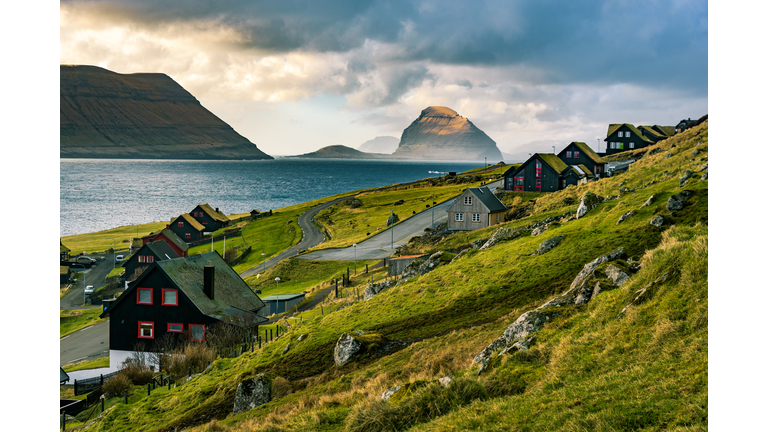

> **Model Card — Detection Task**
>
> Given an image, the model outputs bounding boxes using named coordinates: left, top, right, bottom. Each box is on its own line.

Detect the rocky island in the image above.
left=60, top=65, right=272, bottom=160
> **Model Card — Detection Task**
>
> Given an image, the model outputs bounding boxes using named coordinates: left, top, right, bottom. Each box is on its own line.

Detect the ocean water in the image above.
left=60, top=158, right=482, bottom=237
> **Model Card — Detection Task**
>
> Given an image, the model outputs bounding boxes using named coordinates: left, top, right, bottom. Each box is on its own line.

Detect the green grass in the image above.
left=82, top=123, right=708, bottom=432
left=61, top=221, right=169, bottom=255
left=60, top=307, right=107, bottom=338
left=63, top=356, right=110, bottom=372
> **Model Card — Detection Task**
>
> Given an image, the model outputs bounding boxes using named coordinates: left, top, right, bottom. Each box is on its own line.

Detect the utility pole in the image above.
left=430, top=192, right=435, bottom=230
left=389, top=209, right=394, bottom=249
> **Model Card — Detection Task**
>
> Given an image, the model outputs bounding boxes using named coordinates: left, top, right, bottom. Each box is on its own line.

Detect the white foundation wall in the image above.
left=110, top=349, right=161, bottom=370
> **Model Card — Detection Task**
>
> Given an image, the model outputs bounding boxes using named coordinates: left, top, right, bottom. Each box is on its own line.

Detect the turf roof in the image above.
left=567, top=142, right=606, bottom=164
left=173, top=213, right=205, bottom=232
left=197, top=204, right=230, bottom=223
left=536, top=153, right=570, bottom=174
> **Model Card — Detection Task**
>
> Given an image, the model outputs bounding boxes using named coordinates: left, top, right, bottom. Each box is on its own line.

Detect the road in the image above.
left=60, top=319, right=110, bottom=367
left=61, top=254, right=118, bottom=310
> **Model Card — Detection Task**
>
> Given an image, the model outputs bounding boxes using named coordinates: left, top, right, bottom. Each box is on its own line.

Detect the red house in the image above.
left=142, top=228, right=189, bottom=257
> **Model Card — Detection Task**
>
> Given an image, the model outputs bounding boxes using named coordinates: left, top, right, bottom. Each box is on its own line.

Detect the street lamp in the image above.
left=389, top=209, right=394, bottom=249
left=261, top=253, right=266, bottom=274
left=430, top=192, right=435, bottom=230
left=353, top=244, right=357, bottom=275
left=275, top=277, right=281, bottom=314
left=105, top=237, right=115, bottom=272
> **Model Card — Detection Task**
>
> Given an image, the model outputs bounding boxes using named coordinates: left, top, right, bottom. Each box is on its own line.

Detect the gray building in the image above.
left=261, top=293, right=306, bottom=315
left=446, top=187, right=506, bottom=231
left=387, top=254, right=426, bottom=276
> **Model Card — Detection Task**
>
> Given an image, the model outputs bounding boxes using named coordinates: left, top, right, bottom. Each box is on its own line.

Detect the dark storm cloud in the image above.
left=62, top=0, right=707, bottom=93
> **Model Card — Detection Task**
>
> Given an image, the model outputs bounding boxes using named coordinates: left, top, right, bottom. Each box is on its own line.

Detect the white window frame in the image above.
left=464, top=196, right=472, bottom=205
left=625, top=131, right=630, bottom=137
left=455, top=213, right=464, bottom=222
left=629, top=142, right=634, bottom=149
left=618, top=131, right=623, bottom=137
left=472, top=213, right=481, bottom=222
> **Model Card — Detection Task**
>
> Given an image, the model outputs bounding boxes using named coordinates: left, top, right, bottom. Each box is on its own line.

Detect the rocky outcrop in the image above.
left=364, top=280, right=395, bottom=300
left=576, top=192, right=603, bottom=219
left=399, top=251, right=451, bottom=282
left=392, top=106, right=503, bottom=161
left=60, top=65, right=272, bottom=160
left=667, top=190, right=694, bottom=211
left=533, top=235, right=565, bottom=255
left=334, top=333, right=363, bottom=366
left=616, top=211, right=637, bottom=224
left=233, top=375, right=271, bottom=415
left=480, top=228, right=524, bottom=250
left=650, top=215, right=665, bottom=227
left=679, top=170, right=694, bottom=187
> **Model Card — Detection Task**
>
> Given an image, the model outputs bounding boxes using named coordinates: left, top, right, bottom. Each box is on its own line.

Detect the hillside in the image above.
left=288, top=145, right=391, bottom=159
left=82, top=121, right=708, bottom=431
left=60, top=65, right=272, bottom=160
left=393, top=106, right=503, bottom=162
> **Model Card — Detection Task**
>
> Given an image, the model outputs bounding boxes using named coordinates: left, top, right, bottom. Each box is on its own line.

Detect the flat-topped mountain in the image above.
left=60, top=65, right=272, bottom=160
left=392, top=106, right=503, bottom=161
left=289, top=145, right=390, bottom=159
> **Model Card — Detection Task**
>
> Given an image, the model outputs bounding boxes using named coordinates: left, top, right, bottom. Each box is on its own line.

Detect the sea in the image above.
left=60, top=158, right=482, bottom=237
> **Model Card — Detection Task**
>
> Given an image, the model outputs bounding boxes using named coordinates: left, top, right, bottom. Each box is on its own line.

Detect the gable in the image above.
left=447, top=187, right=505, bottom=213
left=172, top=213, right=205, bottom=232
left=196, top=204, right=230, bottom=223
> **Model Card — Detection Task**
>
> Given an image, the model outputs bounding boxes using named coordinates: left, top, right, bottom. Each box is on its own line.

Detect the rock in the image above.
left=701, top=170, right=708, bottom=181
left=386, top=213, right=400, bottom=226
left=233, top=375, right=271, bottom=415
left=616, top=210, right=636, bottom=224
left=568, top=248, right=626, bottom=292
left=531, top=225, right=548, bottom=237
left=640, top=195, right=655, bottom=209
left=692, top=149, right=700, bottom=157
left=364, top=280, right=395, bottom=300
left=471, top=238, right=488, bottom=249
left=618, top=273, right=668, bottom=319
left=665, top=153, right=672, bottom=159
left=381, top=385, right=403, bottom=400
left=346, top=198, right=363, bottom=209
left=533, top=235, right=565, bottom=255
left=650, top=215, right=665, bottom=227
left=604, top=264, right=630, bottom=286
left=282, top=343, right=291, bottom=355
left=297, top=334, right=307, bottom=342
left=500, top=335, right=535, bottom=356
left=698, top=163, right=708, bottom=172
left=473, top=335, right=508, bottom=373
left=576, top=192, right=603, bottom=219
left=619, top=187, right=628, bottom=194
left=679, top=170, right=693, bottom=187
left=480, top=228, right=523, bottom=249
left=667, top=190, right=694, bottom=211
left=334, top=333, right=363, bottom=366
left=438, top=376, right=452, bottom=387
left=503, top=310, right=560, bottom=344
left=393, top=199, right=405, bottom=206
left=400, top=253, right=447, bottom=281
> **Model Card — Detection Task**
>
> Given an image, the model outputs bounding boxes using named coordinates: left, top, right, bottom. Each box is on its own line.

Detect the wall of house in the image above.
left=558, top=144, right=604, bottom=175
left=266, top=296, right=305, bottom=315
left=169, top=219, right=203, bottom=243
left=605, top=126, right=651, bottom=155
left=447, top=192, right=491, bottom=230
left=505, top=159, right=560, bottom=192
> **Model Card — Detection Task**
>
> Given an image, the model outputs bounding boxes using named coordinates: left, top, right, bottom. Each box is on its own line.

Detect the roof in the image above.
left=60, top=266, right=70, bottom=275
left=467, top=186, right=507, bottom=212
left=576, top=164, right=593, bottom=175
left=567, top=164, right=593, bottom=177
left=173, top=213, right=205, bottom=232
left=60, top=368, right=70, bottom=384
left=536, top=154, right=570, bottom=175
left=564, top=142, right=606, bottom=164
left=250, top=209, right=260, bottom=213
left=144, top=229, right=189, bottom=252
left=104, top=251, right=265, bottom=320
left=60, top=242, right=70, bottom=253
left=261, top=293, right=307, bottom=301
left=196, top=204, right=230, bottom=223
left=128, top=241, right=180, bottom=266
left=606, top=123, right=666, bottom=143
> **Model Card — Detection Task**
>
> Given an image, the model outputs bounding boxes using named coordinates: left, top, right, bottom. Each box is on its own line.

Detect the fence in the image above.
left=73, top=371, right=119, bottom=396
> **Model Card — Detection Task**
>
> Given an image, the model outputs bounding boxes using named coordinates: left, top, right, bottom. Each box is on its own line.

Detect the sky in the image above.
left=58, top=0, right=709, bottom=157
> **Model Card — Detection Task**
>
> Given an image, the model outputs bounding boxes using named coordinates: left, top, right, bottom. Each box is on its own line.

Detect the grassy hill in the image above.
left=81, top=121, right=708, bottom=431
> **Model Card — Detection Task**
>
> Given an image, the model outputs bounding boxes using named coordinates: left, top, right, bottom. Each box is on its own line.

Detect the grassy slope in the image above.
left=60, top=307, right=107, bottom=338
left=84, top=123, right=708, bottom=432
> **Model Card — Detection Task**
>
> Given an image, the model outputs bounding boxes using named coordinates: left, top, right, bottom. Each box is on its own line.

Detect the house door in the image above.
left=559, top=178, right=565, bottom=189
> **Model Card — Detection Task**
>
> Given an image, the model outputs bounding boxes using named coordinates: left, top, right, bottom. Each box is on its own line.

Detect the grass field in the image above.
left=60, top=307, right=107, bottom=338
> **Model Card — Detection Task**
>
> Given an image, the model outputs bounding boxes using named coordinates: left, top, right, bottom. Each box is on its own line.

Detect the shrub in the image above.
left=165, top=343, right=218, bottom=380
left=120, top=354, right=155, bottom=385
left=103, top=373, right=132, bottom=399
left=271, top=376, right=294, bottom=400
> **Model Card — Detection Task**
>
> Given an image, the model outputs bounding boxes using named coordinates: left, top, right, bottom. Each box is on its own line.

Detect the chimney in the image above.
left=215, top=207, right=219, bottom=213
left=166, top=224, right=170, bottom=229
left=203, top=262, right=215, bottom=299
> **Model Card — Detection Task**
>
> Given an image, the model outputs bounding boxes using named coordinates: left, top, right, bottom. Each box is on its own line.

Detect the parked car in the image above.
left=77, top=256, right=96, bottom=264
left=84, top=285, right=94, bottom=295
left=115, top=255, right=124, bottom=263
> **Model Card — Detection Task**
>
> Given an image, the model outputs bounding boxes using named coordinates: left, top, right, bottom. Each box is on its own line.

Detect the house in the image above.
left=60, top=266, right=73, bottom=284
left=122, top=241, right=180, bottom=282
left=261, top=293, right=306, bottom=316
left=386, top=254, right=426, bottom=276
left=142, top=228, right=189, bottom=257
left=189, top=204, right=230, bottom=232
left=675, top=115, right=707, bottom=133
left=504, top=153, right=571, bottom=192
left=250, top=209, right=261, bottom=220
left=168, top=213, right=206, bottom=243
left=562, top=165, right=593, bottom=187
left=556, top=142, right=606, bottom=177
left=604, top=123, right=674, bottom=155
left=100, top=251, right=266, bottom=369
left=61, top=241, right=71, bottom=262
left=446, top=186, right=506, bottom=231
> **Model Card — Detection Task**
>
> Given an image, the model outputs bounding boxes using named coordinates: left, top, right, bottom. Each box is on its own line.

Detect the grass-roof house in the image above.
left=604, top=123, right=674, bottom=155
left=190, top=204, right=230, bottom=232
left=169, top=213, right=206, bottom=243
left=504, top=153, right=571, bottom=192
left=101, top=251, right=266, bottom=369
left=557, top=142, right=606, bottom=177
left=446, top=186, right=506, bottom=230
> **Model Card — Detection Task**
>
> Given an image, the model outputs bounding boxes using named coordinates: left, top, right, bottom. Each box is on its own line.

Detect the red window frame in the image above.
left=167, top=323, right=183, bottom=333
left=566, top=151, right=572, bottom=158
left=178, top=221, right=184, bottom=228
left=137, top=287, right=153, bottom=305
left=535, top=160, right=542, bottom=178
left=138, top=321, right=154, bottom=339
left=535, top=182, right=542, bottom=192
left=162, top=288, right=179, bottom=306
left=574, top=151, right=580, bottom=158
left=514, top=176, right=524, bottom=191
left=189, top=324, right=205, bottom=342
left=184, top=233, right=191, bottom=239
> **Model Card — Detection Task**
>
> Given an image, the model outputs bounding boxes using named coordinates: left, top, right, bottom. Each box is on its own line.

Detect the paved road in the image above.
left=60, top=318, right=110, bottom=367
left=296, top=180, right=503, bottom=261
left=61, top=254, right=118, bottom=310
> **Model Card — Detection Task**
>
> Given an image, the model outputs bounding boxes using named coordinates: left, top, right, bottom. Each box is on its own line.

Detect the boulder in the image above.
left=364, top=280, right=395, bottom=300
left=640, top=195, right=655, bottom=209
left=386, top=213, right=400, bottom=227
left=297, top=334, right=307, bottom=342
left=568, top=248, right=626, bottom=292
left=381, top=385, right=403, bottom=401
left=576, top=192, right=603, bottom=219
left=679, top=170, right=693, bottom=187
left=650, top=215, right=665, bottom=227
left=480, top=228, right=523, bottom=249
left=472, top=335, right=507, bottom=373
left=616, top=210, right=637, bottom=225
left=533, top=235, right=565, bottom=255
left=438, top=376, right=452, bottom=387
left=531, top=225, right=548, bottom=237
left=233, top=374, right=271, bottom=415
left=282, top=343, right=291, bottom=355
left=334, top=333, right=363, bottom=366
left=667, top=190, right=694, bottom=211
left=503, top=310, right=559, bottom=343
left=604, top=264, right=630, bottom=286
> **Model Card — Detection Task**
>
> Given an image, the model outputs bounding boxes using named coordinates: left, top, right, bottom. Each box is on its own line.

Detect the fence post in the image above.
left=148, top=383, right=151, bottom=396
left=276, top=326, right=279, bottom=338
left=366, top=264, right=368, bottom=274
left=259, top=336, right=262, bottom=349
left=74, top=379, right=78, bottom=396
left=124, top=390, right=128, bottom=404
left=188, top=368, right=191, bottom=378
left=270, top=329, right=273, bottom=341
left=62, top=413, right=66, bottom=431
left=101, top=397, right=105, bottom=413
left=100, top=374, right=104, bottom=385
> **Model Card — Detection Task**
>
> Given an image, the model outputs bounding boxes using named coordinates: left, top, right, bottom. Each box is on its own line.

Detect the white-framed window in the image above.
left=138, top=321, right=154, bottom=339
left=626, top=131, right=630, bottom=137
left=472, top=213, right=481, bottom=222
left=464, top=196, right=472, bottom=205
left=618, top=131, right=623, bottom=137
left=629, top=142, right=634, bottom=149
left=455, top=213, right=464, bottom=222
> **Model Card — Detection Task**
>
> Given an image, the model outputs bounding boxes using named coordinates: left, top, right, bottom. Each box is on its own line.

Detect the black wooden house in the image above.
left=122, top=241, right=179, bottom=282
left=604, top=123, right=674, bottom=155
left=169, top=213, right=206, bottom=243
left=190, top=204, right=230, bottom=233
left=556, top=142, right=606, bottom=177
left=101, top=252, right=266, bottom=361
left=504, top=154, right=570, bottom=192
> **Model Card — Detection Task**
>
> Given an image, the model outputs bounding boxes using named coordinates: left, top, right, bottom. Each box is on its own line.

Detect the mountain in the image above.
left=288, top=145, right=391, bottom=159
left=392, top=106, right=503, bottom=161
left=358, top=136, right=399, bottom=154
left=60, top=65, right=272, bottom=160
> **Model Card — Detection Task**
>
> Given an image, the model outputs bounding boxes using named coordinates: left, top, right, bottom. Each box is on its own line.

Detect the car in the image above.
left=84, top=285, right=94, bottom=295
left=76, top=256, right=96, bottom=264
left=115, top=255, right=124, bottom=263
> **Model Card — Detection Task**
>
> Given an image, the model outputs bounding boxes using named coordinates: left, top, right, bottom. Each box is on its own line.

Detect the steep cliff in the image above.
left=60, top=65, right=272, bottom=160
left=393, top=106, right=503, bottom=161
